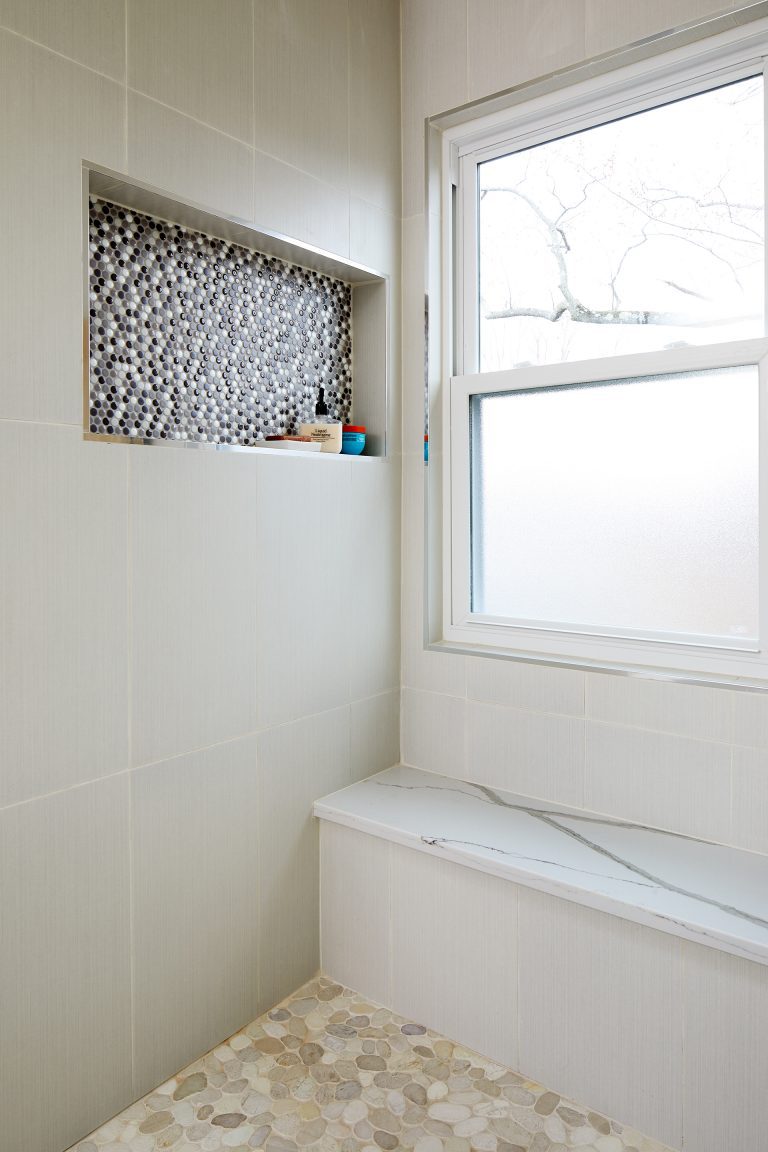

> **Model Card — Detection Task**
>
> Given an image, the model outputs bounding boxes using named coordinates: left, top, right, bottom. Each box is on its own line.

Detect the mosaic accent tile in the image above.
left=70, top=975, right=675, bottom=1152
left=88, top=197, right=352, bottom=444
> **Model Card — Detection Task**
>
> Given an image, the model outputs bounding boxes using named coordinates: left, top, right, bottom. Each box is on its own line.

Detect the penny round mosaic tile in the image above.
left=88, top=197, right=352, bottom=445
left=70, top=975, right=675, bottom=1152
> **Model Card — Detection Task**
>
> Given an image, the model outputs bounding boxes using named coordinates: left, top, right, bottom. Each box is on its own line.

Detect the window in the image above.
left=441, top=17, right=768, bottom=681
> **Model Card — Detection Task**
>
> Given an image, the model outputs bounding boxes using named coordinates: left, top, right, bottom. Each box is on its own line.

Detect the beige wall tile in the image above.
left=253, top=0, right=349, bottom=189
left=402, top=687, right=466, bottom=778
left=127, top=92, right=254, bottom=223
left=0, top=424, right=129, bottom=807
left=468, top=657, right=585, bottom=717
left=351, top=690, right=401, bottom=781
left=131, top=738, right=260, bottom=1096
left=254, top=453, right=353, bottom=729
left=349, top=460, right=401, bottom=699
left=253, top=147, right=350, bottom=257
left=682, top=941, right=768, bottom=1151
left=731, top=747, right=768, bottom=855
left=732, top=688, right=768, bottom=748
left=0, top=776, right=132, bottom=1152
left=349, top=0, right=401, bottom=215
left=518, top=888, right=684, bottom=1149
left=350, top=196, right=400, bottom=277
left=391, top=843, right=519, bottom=1069
left=0, top=31, right=125, bottom=424
left=0, top=0, right=126, bottom=80
left=320, top=822, right=391, bottom=1003
left=466, top=700, right=585, bottom=805
left=257, top=708, right=351, bottom=1010
left=401, top=0, right=468, bottom=216
left=585, top=721, right=732, bottom=841
left=468, top=0, right=586, bottom=101
left=586, top=672, right=734, bottom=742
left=130, top=446, right=259, bottom=767
left=585, top=0, right=731, bottom=58
left=128, top=0, right=253, bottom=143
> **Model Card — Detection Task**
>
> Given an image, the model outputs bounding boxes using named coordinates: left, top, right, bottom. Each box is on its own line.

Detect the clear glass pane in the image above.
left=478, top=78, right=764, bottom=371
left=470, top=366, right=759, bottom=646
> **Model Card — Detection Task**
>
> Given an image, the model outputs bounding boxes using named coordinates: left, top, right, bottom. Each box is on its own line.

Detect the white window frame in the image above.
left=439, top=14, right=768, bottom=683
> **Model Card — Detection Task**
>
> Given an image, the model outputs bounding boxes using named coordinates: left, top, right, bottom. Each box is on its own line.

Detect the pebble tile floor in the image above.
left=70, top=975, right=673, bottom=1152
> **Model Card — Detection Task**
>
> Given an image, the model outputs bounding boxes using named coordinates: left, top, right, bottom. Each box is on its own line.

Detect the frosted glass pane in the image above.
left=478, top=77, right=764, bottom=371
left=470, top=367, right=758, bottom=646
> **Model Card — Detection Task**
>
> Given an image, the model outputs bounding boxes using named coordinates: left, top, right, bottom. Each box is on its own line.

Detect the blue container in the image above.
left=341, top=425, right=366, bottom=455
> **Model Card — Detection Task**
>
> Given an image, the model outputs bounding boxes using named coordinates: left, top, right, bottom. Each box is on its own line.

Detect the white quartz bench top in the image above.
left=314, top=764, right=768, bottom=967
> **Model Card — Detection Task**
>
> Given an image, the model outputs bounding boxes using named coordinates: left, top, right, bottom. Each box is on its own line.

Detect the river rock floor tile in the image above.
left=70, top=974, right=674, bottom=1152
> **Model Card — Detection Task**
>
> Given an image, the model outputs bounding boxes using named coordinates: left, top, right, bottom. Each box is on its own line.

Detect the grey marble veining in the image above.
left=314, top=765, right=768, bottom=966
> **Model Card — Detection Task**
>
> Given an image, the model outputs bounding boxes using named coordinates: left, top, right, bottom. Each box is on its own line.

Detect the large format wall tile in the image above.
left=130, top=445, right=259, bottom=767
left=349, top=0, right=401, bottom=216
left=257, top=708, right=351, bottom=1010
left=131, top=738, right=260, bottom=1097
left=465, top=700, right=585, bottom=805
left=0, top=424, right=129, bottom=807
left=731, top=746, right=768, bottom=855
left=0, top=0, right=126, bottom=80
left=585, top=672, right=733, bottom=742
left=252, top=148, right=350, bottom=257
left=401, top=0, right=467, bottom=217
left=128, top=0, right=253, bottom=144
left=518, top=889, right=684, bottom=1150
left=682, top=942, right=768, bottom=1152
left=253, top=0, right=349, bottom=190
left=320, top=821, right=391, bottom=1004
left=468, top=0, right=586, bottom=101
left=402, top=687, right=466, bottom=778
left=351, top=690, right=400, bottom=781
left=127, top=92, right=253, bottom=224
left=0, top=776, right=132, bottom=1152
left=585, top=0, right=729, bottom=58
left=585, top=721, right=732, bottom=842
left=255, top=453, right=352, bottom=729
left=348, top=460, right=401, bottom=700
left=468, top=657, right=585, bottom=717
left=0, top=30, right=125, bottom=424
left=391, top=844, right=519, bottom=1070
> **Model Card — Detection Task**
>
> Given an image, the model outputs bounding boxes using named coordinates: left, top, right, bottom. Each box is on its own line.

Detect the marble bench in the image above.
left=314, top=763, right=768, bottom=967
left=314, top=764, right=768, bottom=1152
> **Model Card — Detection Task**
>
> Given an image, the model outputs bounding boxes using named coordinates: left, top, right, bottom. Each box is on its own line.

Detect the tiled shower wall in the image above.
left=399, top=5, right=768, bottom=1152
left=0, top=3, right=400, bottom=1151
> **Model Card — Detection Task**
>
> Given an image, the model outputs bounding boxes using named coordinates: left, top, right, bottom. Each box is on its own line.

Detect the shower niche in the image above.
left=83, top=164, right=390, bottom=456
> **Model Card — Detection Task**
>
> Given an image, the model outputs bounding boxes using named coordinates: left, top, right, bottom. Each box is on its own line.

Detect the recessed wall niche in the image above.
left=83, top=166, right=389, bottom=455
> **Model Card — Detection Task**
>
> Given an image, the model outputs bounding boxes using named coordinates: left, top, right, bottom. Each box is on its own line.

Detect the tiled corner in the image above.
left=73, top=974, right=677, bottom=1152
left=256, top=707, right=351, bottom=1011
left=351, top=690, right=400, bottom=781
left=321, top=821, right=392, bottom=1004
left=401, top=687, right=466, bottom=778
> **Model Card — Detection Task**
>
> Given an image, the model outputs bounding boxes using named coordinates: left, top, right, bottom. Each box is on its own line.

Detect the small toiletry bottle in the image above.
left=299, top=387, right=342, bottom=453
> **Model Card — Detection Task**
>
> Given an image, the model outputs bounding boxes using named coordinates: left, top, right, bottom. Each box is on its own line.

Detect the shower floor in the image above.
left=70, top=974, right=673, bottom=1152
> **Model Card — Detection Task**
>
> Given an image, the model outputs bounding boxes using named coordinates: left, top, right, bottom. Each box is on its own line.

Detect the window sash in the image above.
left=448, top=339, right=768, bottom=680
